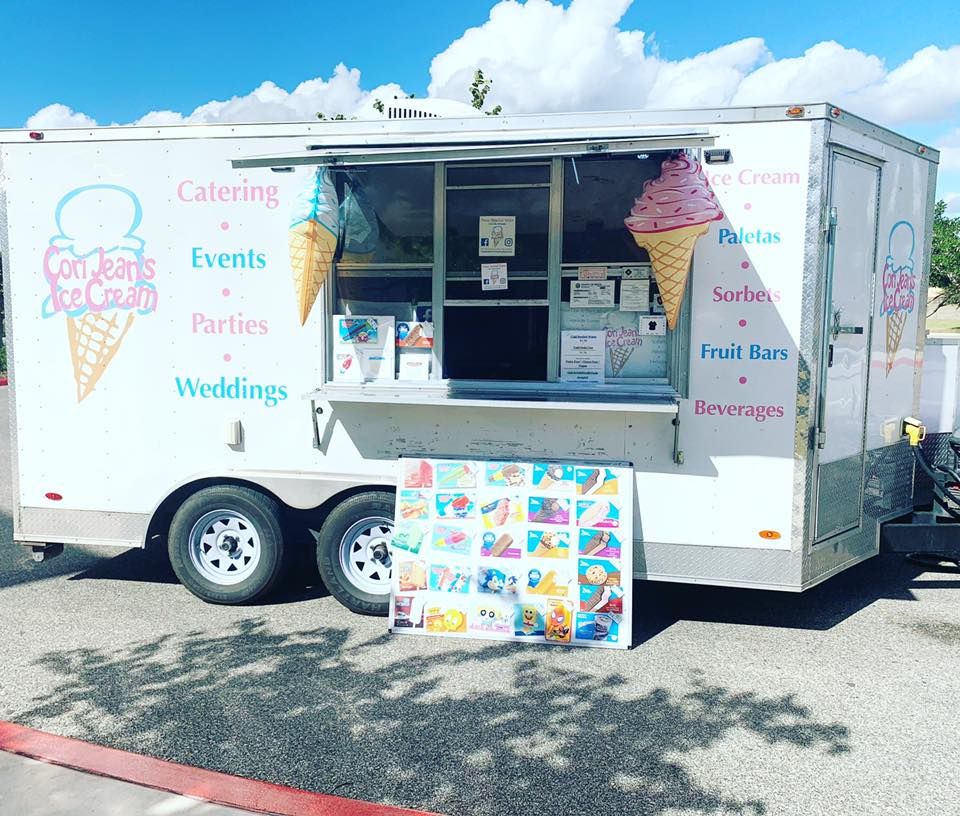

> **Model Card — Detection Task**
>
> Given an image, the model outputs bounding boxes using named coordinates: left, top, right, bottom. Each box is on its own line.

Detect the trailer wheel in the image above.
left=316, top=490, right=395, bottom=616
left=168, top=486, right=286, bottom=604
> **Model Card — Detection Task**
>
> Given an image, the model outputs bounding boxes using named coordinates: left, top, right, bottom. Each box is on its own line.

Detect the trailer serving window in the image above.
left=234, top=132, right=710, bottom=408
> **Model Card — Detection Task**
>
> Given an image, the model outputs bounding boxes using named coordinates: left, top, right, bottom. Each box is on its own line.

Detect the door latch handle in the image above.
left=828, top=344, right=835, bottom=368
left=834, top=325, right=864, bottom=335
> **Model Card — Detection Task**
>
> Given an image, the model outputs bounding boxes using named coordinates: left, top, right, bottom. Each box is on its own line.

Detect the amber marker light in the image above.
left=759, top=530, right=781, bottom=540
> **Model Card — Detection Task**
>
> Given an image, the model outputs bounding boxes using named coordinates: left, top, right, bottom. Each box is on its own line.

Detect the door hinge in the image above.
left=817, top=429, right=827, bottom=449
left=824, top=206, right=838, bottom=239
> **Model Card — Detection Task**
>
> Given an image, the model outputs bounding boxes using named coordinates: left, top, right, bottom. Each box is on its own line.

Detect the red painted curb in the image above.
left=0, top=722, right=439, bottom=816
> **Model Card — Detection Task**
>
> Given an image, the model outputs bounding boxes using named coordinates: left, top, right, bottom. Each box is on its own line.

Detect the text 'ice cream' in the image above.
left=624, top=155, right=723, bottom=329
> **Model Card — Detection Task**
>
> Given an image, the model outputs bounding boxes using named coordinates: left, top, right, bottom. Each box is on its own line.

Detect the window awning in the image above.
left=231, top=130, right=714, bottom=169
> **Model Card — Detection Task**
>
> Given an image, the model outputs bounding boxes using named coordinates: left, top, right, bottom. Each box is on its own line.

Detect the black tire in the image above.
left=316, top=490, right=395, bottom=616
left=168, top=485, right=286, bottom=604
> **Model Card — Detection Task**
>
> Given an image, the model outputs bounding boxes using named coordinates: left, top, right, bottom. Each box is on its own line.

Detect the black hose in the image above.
left=906, top=552, right=960, bottom=573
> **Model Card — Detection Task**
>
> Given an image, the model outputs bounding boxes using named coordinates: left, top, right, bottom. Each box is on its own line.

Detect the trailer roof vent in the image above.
left=384, top=98, right=479, bottom=120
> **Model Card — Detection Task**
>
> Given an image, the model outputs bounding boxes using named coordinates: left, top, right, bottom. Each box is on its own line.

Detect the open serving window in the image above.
left=235, top=130, right=715, bottom=411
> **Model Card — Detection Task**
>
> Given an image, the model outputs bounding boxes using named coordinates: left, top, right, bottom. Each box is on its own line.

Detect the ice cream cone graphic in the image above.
left=885, top=310, right=907, bottom=374
left=289, top=167, right=339, bottom=325
left=609, top=344, right=635, bottom=377
left=67, top=311, right=136, bottom=401
left=624, top=155, right=722, bottom=330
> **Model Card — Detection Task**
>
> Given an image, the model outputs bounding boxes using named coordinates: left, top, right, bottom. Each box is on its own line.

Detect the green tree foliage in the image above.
left=928, top=200, right=960, bottom=313
left=470, top=70, right=502, bottom=116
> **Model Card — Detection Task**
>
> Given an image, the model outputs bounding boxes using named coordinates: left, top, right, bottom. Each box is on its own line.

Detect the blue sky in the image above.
left=2, top=0, right=958, bottom=203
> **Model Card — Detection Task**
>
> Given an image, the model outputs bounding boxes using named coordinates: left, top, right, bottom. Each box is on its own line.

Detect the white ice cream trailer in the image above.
left=0, top=102, right=938, bottom=615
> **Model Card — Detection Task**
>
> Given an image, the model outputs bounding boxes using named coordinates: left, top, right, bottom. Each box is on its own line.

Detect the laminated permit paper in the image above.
left=389, top=457, right=634, bottom=649
left=570, top=280, right=616, bottom=308
left=619, top=278, right=651, bottom=311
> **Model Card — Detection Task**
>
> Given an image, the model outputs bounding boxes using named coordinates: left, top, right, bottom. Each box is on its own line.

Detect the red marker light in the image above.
left=44, top=492, right=63, bottom=501
left=28, top=131, right=44, bottom=141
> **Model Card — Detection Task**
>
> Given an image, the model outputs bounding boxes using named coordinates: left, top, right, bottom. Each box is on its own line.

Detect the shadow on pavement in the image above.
left=16, top=618, right=849, bottom=816
left=632, top=551, right=958, bottom=645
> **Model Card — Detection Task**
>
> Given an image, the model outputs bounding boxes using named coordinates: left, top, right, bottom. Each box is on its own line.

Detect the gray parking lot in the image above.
left=2, top=392, right=959, bottom=816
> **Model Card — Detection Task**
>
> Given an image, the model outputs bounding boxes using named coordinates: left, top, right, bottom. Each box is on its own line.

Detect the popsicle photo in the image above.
left=527, top=496, right=570, bottom=525
left=480, top=496, right=524, bottom=529
left=576, top=499, right=620, bottom=528
left=527, top=529, right=570, bottom=559
left=480, top=529, right=522, bottom=559
left=578, top=529, right=622, bottom=559
left=398, top=490, right=430, bottom=521
left=532, top=463, right=574, bottom=491
left=431, top=524, right=473, bottom=556
left=578, top=557, right=622, bottom=587
left=436, top=462, right=477, bottom=489
left=578, top=583, right=624, bottom=614
left=575, top=467, right=620, bottom=496
left=436, top=493, right=476, bottom=520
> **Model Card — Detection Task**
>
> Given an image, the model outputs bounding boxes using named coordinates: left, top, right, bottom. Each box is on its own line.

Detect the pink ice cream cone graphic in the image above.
left=624, top=155, right=723, bottom=330
left=878, top=221, right=916, bottom=376
left=41, top=185, right=159, bottom=401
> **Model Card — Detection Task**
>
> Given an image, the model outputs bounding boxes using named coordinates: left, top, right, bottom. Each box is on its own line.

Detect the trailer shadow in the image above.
left=16, top=618, right=850, bottom=816
left=632, top=552, right=956, bottom=645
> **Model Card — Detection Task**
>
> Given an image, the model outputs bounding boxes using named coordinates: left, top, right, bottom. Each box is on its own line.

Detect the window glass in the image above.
left=446, top=187, right=548, bottom=273
left=447, top=163, right=550, bottom=187
left=444, top=306, right=548, bottom=381
left=339, top=165, right=433, bottom=264
left=562, top=155, right=666, bottom=264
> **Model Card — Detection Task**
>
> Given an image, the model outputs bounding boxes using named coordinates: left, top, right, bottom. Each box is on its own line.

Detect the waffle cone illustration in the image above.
left=609, top=344, right=636, bottom=377
left=885, top=310, right=908, bottom=375
left=289, top=167, right=339, bottom=325
left=289, top=221, right=337, bottom=325
left=67, top=311, right=135, bottom=401
left=625, top=155, right=722, bottom=330
left=630, top=222, right=710, bottom=330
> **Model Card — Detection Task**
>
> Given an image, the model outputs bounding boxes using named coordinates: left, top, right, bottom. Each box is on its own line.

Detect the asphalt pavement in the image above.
left=2, top=388, right=960, bottom=816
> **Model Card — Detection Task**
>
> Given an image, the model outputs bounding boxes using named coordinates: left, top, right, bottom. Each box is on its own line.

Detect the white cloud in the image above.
left=938, top=128, right=960, bottom=172
left=26, top=64, right=408, bottom=129
left=26, top=103, right=99, bottom=129
left=945, top=193, right=960, bottom=214
left=22, top=0, right=960, bottom=140
left=428, top=1, right=960, bottom=126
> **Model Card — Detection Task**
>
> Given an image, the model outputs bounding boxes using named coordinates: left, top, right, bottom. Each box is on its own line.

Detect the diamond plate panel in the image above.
left=815, top=455, right=864, bottom=539
left=864, top=441, right=915, bottom=518
left=18, top=506, right=149, bottom=546
left=637, top=541, right=802, bottom=589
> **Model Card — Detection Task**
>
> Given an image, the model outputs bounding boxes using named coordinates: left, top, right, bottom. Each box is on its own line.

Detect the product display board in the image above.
left=389, top=457, right=634, bottom=649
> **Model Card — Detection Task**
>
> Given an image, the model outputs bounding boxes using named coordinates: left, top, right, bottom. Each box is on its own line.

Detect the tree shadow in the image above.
left=16, top=619, right=850, bottom=816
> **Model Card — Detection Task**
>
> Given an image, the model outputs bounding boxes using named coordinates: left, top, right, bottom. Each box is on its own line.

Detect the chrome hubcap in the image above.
left=188, top=509, right=261, bottom=586
left=339, top=516, right=394, bottom=596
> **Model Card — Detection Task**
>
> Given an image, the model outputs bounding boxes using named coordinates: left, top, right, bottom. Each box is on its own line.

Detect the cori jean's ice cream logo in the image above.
left=878, top=221, right=916, bottom=376
left=41, top=185, right=159, bottom=401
